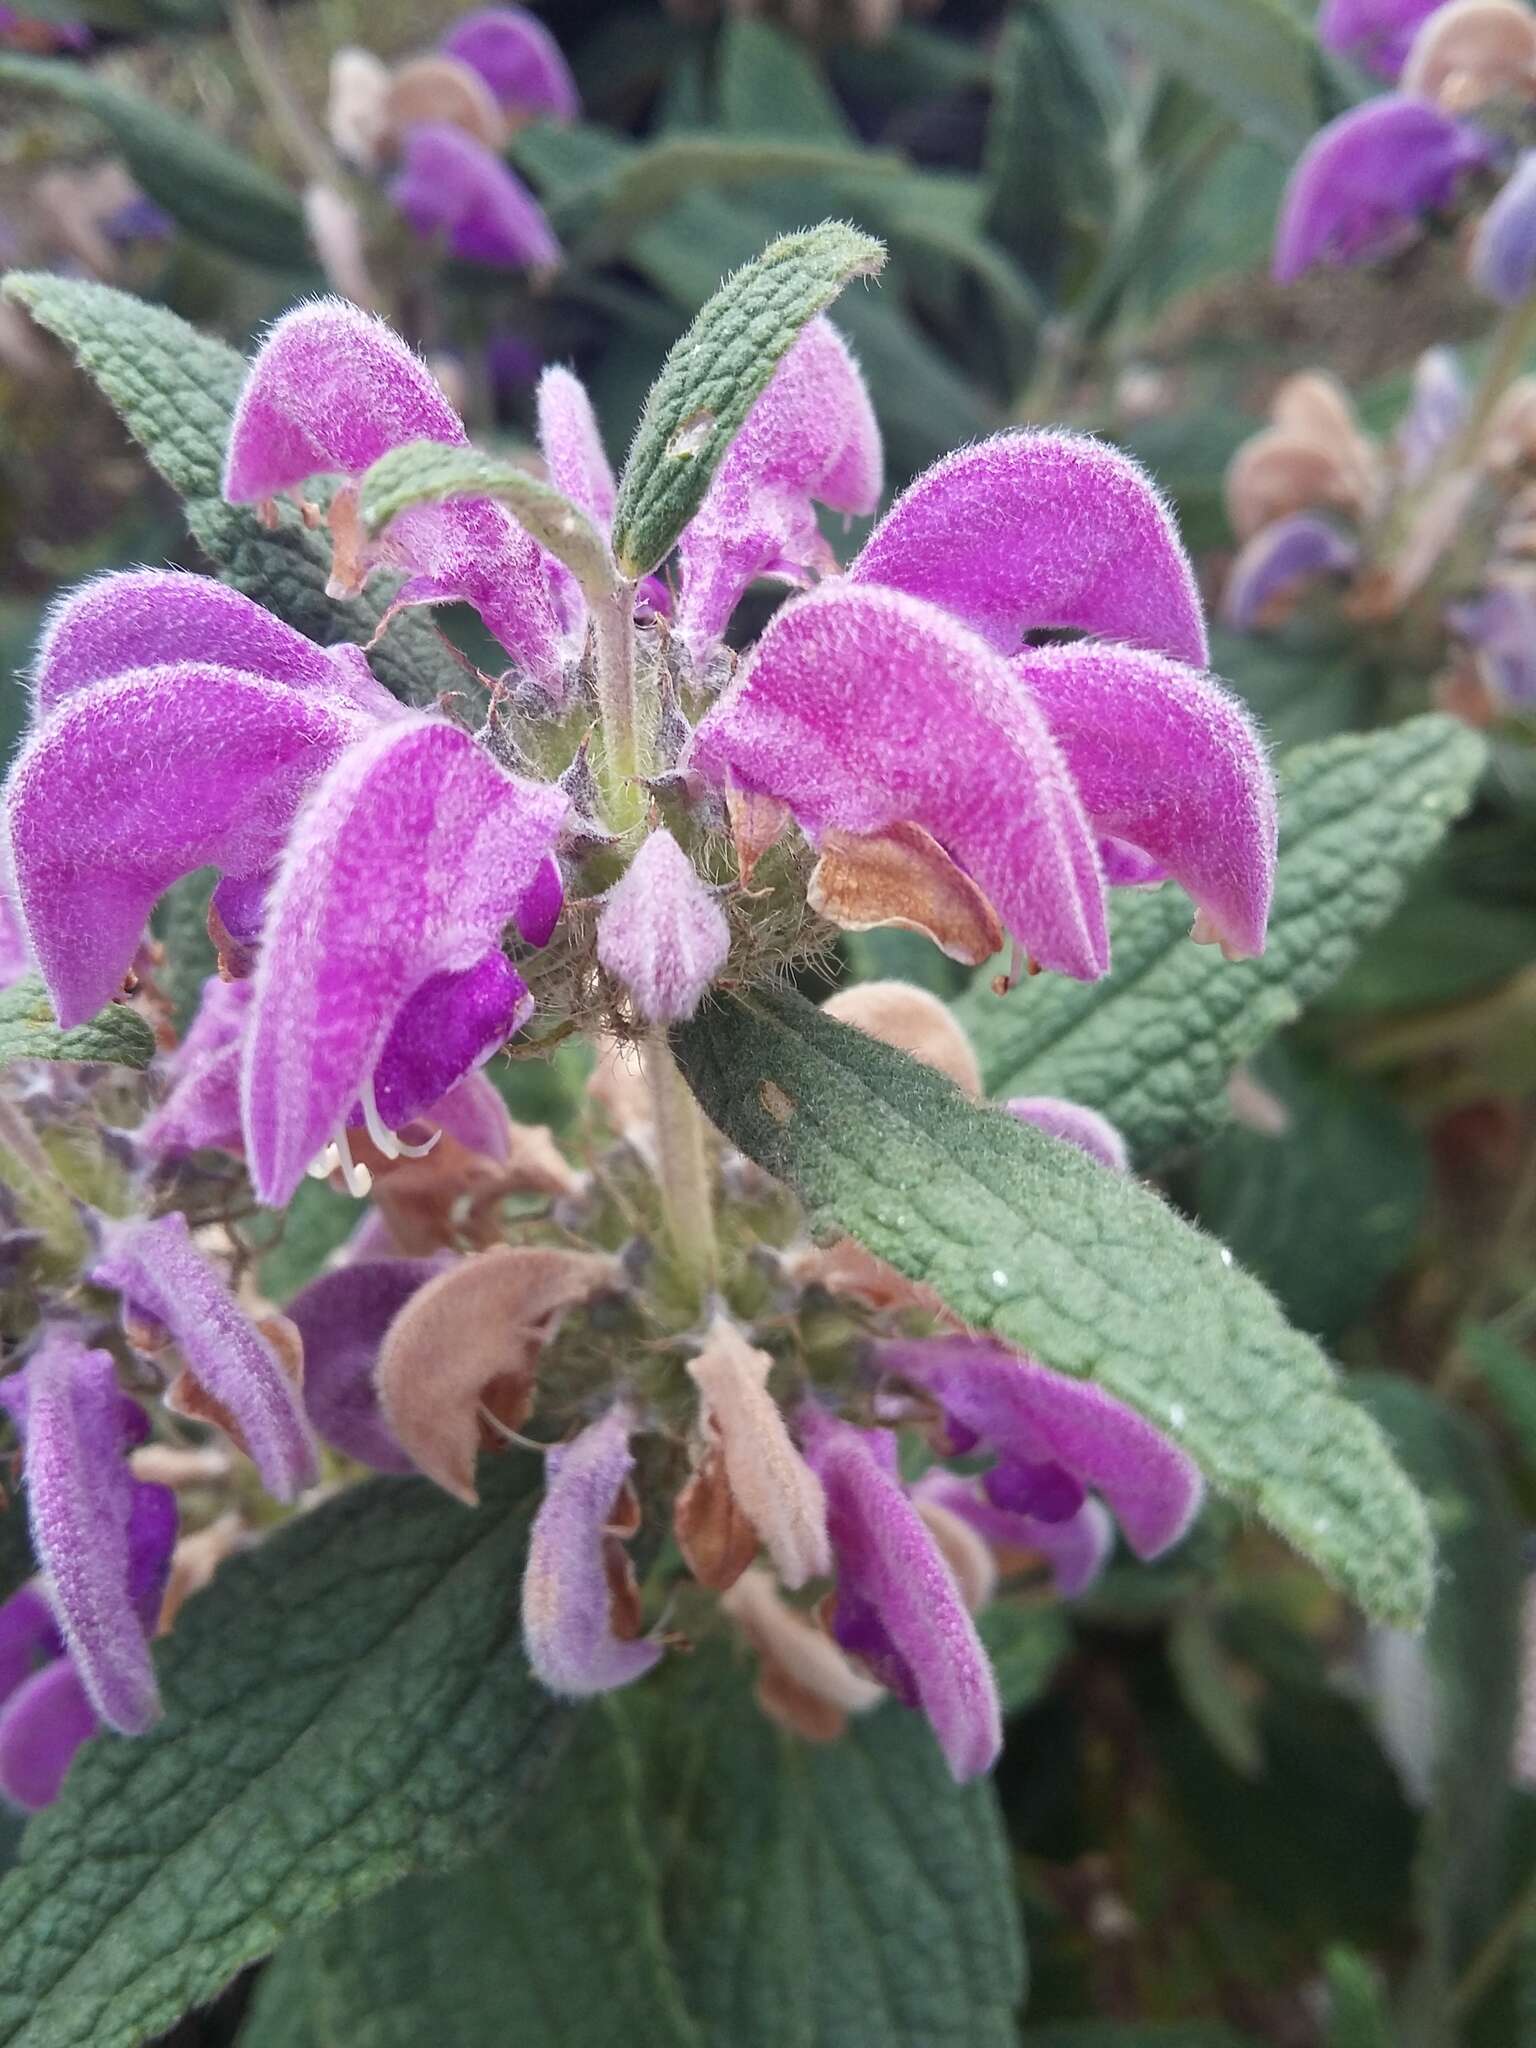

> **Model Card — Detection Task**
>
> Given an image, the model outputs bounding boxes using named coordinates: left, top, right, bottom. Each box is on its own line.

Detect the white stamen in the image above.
left=332, top=1123, right=373, bottom=1199
left=395, top=1127, right=443, bottom=1161
left=306, top=1142, right=342, bottom=1181
left=359, top=1074, right=401, bottom=1160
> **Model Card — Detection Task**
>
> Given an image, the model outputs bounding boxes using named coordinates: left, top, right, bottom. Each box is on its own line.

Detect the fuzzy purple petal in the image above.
left=875, top=1338, right=1203, bottom=1561
left=1273, top=95, right=1494, bottom=284
left=283, top=1259, right=445, bottom=1470
left=442, top=5, right=579, bottom=117
left=30, top=569, right=397, bottom=724
left=140, top=977, right=254, bottom=1161
left=94, top=1215, right=319, bottom=1503
left=1450, top=576, right=1536, bottom=706
left=0, top=889, right=31, bottom=990
left=0, top=1583, right=61, bottom=1704
left=370, top=953, right=532, bottom=1129
left=687, top=582, right=1109, bottom=980
left=241, top=717, right=566, bottom=1204
left=4, top=666, right=365, bottom=1028
left=799, top=1406, right=1000, bottom=1781
left=426, top=1070, right=515, bottom=1162
left=1, top=1333, right=163, bottom=1733
left=536, top=366, right=617, bottom=528
left=1398, top=347, right=1468, bottom=484
left=1014, top=640, right=1277, bottom=959
left=521, top=1403, right=662, bottom=1697
left=851, top=429, right=1207, bottom=667
left=674, top=317, right=882, bottom=661
left=1222, top=516, right=1360, bottom=632
left=0, top=1659, right=98, bottom=1810
left=516, top=853, right=565, bottom=948
left=914, top=1473, right=1114, bottom=1600
left=391, top=122, right=561, bottom=271
left=1473, top=150, right=1536, bottom=305
left=596, top=829, right=730, bottom=1023
left=1318, top=0, right=1447, bottom=76
left=1003, top=1097, right=1129, bottom=1173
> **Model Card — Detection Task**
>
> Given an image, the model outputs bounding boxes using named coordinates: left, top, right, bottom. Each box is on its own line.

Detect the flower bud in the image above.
left=596, top=828, right=730, bottom=1024
left=327, top=47, right=392, bottom=168
left=1402, top=0, right=1536, bottom=109
left=821, top=980, right=983, bottom=1097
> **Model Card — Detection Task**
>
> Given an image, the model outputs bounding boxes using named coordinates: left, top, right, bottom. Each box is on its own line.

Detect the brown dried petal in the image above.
left=808, top=822, right=1004, bottom=968
left=375, top=1246, right=619, bottom=1503
left=820, top=979, right=983, bottom=1098
left=726, top=784, right=791, bottom=884
left=686, top=1318, right=829, bottom=1587
left=384, top=54, right=508, bottom=150
left=370, top=1126, right=574, bottom=1257
left=675, top=1449, right=762, bottom=1591
left=721, top=1566, right=884, bottom=1714
left=788, top=1236, right=947, bottom=1317
left=602, top=1534, right=646, bottom=1641
left=1226, top=427, right=1371, bottom=543
left=755, top=1660, right=850, bottom=1743
left=156, top=1511, right=247, bottom=1634
left=1402, top=0, right=1536, bottom=109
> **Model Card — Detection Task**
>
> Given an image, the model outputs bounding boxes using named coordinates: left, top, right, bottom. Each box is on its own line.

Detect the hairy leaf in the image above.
left=0, top=975, right=155, bottom=1071
left=611, top=221, right=886, bottom=576
left=1324, top=1946, right=1395, bottom=2048
left=954, top=717, right=1486, bottom=1161
left=675, top=988, right=1434, bottom=1627
left=1, top=274, right=463, bottom=706
left=0, top=1456, right=567, bottom=2048
left=0, top=56, right=307, bottom=269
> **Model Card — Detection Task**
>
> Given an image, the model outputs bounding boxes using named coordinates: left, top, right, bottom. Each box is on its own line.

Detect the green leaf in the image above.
left=1, top=273, right=464, bottom=707
left=0, top=1455, right=567, bottom=2048
left=1022, top=2029, right=1259, bottom=2047
left=1325, top=1946, right=1395, bottom=2048
left=611, top=222, right=887, bottom=577
left=239, top=1709, right=700, bottom=2048
left=717, top=17, right=855, bottom=142
left=358, top=440, right=617, bottom=600
left=1463, top=1322, right=1536, bottom=1475
left=0, top=974, right=155, bottom=1071
left=978, top=1602, right=1071, bottom=1717
left=1072, top=0, right=1327, bottom=153
left=984, top=4, right=1115, bottom=294
left=953, top=716, right=1487, bottom=1162
left=1195, top=1043, right=1427, bottom=1342
left=1167, top=1606, right=1264, bottom=1777
left=0, top=55, right=307, bottom=270
left=674, top=987, right=1435, bottom=1627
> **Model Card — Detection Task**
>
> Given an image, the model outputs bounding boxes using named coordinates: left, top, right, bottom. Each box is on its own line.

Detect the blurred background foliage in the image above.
left=7, top=1, right=1536, bottom=2042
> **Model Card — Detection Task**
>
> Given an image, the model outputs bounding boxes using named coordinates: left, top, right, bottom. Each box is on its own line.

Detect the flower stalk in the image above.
left=645, top=1029, right=719, bottom=1306
left=589, top=579, right=651, bottom=833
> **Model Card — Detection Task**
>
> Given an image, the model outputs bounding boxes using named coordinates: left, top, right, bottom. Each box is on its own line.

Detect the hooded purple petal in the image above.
left=0, top=1582, right=61, bottom=1704
left=1273, top=95, right=1495, bottom=284
left=1319, top=0, right=1446, bottom=75
left=30, top=569, right=397, bottom=724
left=0, top=1659, right=98, bottom=1810
left=1004, top=1096, right=1130, bottom=1173
left=371, top=953, right=533, bottom=1129
left=283, top=1259, right=446, bottom=1470
left=674, top=317, right=882, bottom=661
left=1472, top=149, right=1536, bottom=304
left=426, top=1070, right=515, bottom=1162
left=875, top=1337, right=1203, bottom=1561
left=223, top=300, right=567, bottom=687
left=914, top=1472, right=1114, bottom=1600
left=0, top=1333, right=166, bottom=1733
left=140, top=977, right=254, bottom=1162
left=521, top=1402, right=663, bottom=1697
left=442, top=5, right=579, bottom=117
left=1398, top=347, right=1468, bottom=484
left=94, top=1215, right=320, bottom=1502
left=687, top=582, right=1109, bottom=980
left=1222, top=515, right=1361, bottom=632
left=241, top=717, right=567, bottom=1204
left=535, top=366, right=616, bottom=632
left=1014, top=640, right=1277, bottom=959
left=0, top=889, right=31, bottom=990
left=596, top=828, right=730, bottom=1024
left=4, top=666, right=366, bottom=1028
left=1450, top=574, right=1536, bottom=705
left=390, top=122, right=561, bottom=271
left=799, top=1405, right=1000, bottom=1781
left=851, top=430, right=1207, bottom=668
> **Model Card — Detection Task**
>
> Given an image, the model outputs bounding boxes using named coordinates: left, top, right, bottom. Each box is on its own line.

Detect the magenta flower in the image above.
left=1273, top=95, right=1495, bottom=283
left=240, top=717, right=566, bottom=1205
left=223, top=300, right=571, bottom=690
left=688, top=432, right=1275, bottom=978
left=283, top=1259, right=449, bottom=1471
left=139, top=977, right=253, bottom=1162
left=441, top=6, right=579, bottom=119
left=673, top=315, right=882, bottom=663
left=913, top=1471, right=1114, bottom=1600
left=595, top=828, right=730, bottom=1024
left=1450, top=574, right=1536, bottom=704
left=389, top=121, right=560, bottom=271
left=0, top=1332, right=176, bottom=1744
left=1319, top=0, right=1448, bottom=75
left=93, top=1214, right=319, bottom=1501
left=1003, top=1096, right=1129, bottom=1173
left=1398, top=346, right=1469, bottom=482
left=521, top=1402, right=664, bottom=1697
left=798, top=1404, right=1001, bottom=1782
left=0, top=889, right=31, bottom=990
left=1222, top=515, right=1361, bottom=632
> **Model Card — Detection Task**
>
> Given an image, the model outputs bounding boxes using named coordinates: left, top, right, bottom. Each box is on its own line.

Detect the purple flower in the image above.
left=1003, top=1096, right=1130, bottom=1173
left=0, top=1332, right=176, bottom=1742
left=521, top=1402, right=663, bottom=1697
left=1472, top=149, right=1536, bottom=302
left=1398, top=347, right=1469, bottom=481
left=798, top=1404, right=1001, bottom=1781
left=1450, top=572, right=1536, bottom=704
left=1222, top=515, right=1361, bottom=632
left=441, top=6, right=579, bottom=119
left=283, top=1258, right=449, bottom=1470
left=223, top=300, right=571, bottom=689
left=0, top=888, right=31, bottom=990
left=596, top=828, right=731, bottom=1024
left=0, top=6, right=91, bottom=50
left=872, top=1337, right=1203, bottom=1563
left=93, top=1214, right=319, bottom=1501
left=1319, top=0, right=1448, bottom=76
left=239, top=717, right=565, bottom=1205
left=913, top=1472, right=1114, bottom=1600
left=673, top=316, right=882, bottom=663
left=688, top=432, right=1275, bottom=977
left=389, top=121, right=561, bottom=271
left=1273, top=95, right=1495, bottom=283
left=139, top=977, right=253, bottom=1162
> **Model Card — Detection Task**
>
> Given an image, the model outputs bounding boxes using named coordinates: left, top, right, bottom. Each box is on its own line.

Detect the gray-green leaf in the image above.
left=0, top=1455, right=567, bottom=2048
left=674, top=988, right=1434, bottom=1628
left=953, top=716, right=1486, bottom=1162
left=611, top=221, right=886, bottom=577
left=0, top=974, right=155, bottom=1071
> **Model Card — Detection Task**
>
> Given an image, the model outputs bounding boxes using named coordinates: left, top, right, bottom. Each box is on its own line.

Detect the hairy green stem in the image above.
left=590, top=582, right=650, bottom=832
left=646, top=1031, right=718, bottom=1305
left=1450, top=288, right=1536, bottom=468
